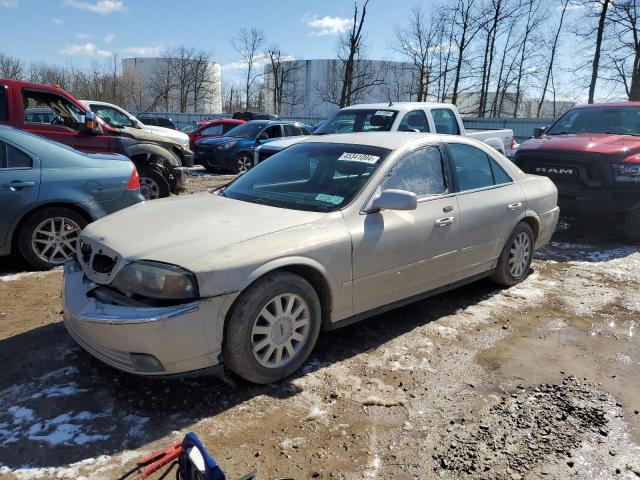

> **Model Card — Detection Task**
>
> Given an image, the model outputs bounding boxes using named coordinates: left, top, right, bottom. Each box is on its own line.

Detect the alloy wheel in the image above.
left=508, top=231, right=531, bottom=278
left=31, top=217, right=81, bottom=265
left=251, top=293, right=311, bottom=369
left=237, top=155, right=252, bottom=173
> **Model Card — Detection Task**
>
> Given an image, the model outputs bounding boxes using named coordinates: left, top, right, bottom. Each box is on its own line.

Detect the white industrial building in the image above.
left=263, top=59, right=415, bottom=119
left=122, top=57, right=222, bottom=113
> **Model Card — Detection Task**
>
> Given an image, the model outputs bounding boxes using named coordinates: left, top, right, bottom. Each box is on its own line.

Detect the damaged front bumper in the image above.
left=62, top=259, right=237, bottom=376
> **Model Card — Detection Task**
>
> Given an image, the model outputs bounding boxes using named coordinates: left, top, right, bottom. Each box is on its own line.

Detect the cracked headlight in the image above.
left=111, top=261, right=199, bottom=301
left=612, top=163, right=640, bottom=183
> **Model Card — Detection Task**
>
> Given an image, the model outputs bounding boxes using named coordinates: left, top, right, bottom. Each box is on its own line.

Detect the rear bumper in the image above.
left=536, top=206, right=560, bottom=250
left=62, top=259, right=236, bottom=376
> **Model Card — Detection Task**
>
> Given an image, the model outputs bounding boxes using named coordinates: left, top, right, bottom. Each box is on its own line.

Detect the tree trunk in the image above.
left=588, top=0, right=610, bottom=103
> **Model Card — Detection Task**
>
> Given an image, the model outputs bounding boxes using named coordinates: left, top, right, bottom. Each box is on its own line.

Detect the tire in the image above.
left=17, top=207, right=87, bottom=270
left=233, top=153, right=253, bottom=174
left=626, top=210, right=640, bottom=243
left=223, top=272, right=322, bottom=384
left=490, top=222, right=534, bottom=286
left=138, top=168, right=170, bottom=200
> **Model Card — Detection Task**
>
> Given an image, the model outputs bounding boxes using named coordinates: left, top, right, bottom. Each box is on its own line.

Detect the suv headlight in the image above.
left=216, top=141, right=237, bottom=151
left=111, top=261, right=198, bottom=300
left=612, top=163, right=640, bottom=183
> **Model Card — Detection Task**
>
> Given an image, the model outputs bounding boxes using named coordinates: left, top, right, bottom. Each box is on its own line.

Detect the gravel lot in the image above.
left=0, top=171, right=639, bottom=479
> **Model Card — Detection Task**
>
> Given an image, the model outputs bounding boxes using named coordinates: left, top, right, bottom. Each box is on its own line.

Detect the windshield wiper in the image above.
left=605, top=131, right=640, bottom=136
left=546, top=131, right=571, bottom=135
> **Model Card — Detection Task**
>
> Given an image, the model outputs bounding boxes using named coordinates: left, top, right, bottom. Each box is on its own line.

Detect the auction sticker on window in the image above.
left=374, top=110, right=395, bottom=116
left=338, top=152, right=380, bottom=164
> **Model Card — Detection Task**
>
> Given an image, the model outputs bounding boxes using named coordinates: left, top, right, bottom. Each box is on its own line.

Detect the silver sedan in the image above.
left=63, top=133, right=559, bottom=383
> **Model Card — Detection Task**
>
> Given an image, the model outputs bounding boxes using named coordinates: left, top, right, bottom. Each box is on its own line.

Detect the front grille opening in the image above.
left=92, top=254, right=116, bottom=275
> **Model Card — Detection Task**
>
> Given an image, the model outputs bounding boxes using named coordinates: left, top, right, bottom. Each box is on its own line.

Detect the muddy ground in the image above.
left=0, top=170, right=639, bottom=479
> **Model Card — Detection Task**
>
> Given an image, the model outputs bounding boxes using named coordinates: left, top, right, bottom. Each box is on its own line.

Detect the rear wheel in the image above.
left=138, top=168, right=170, bottom=200
left=233, top=153, right=253, bottom=174
left=626, top=209, right=640, bottom=242
left=223, top=272, right=321, bottom=384
left=491, top=222, right=534, bottom=286
left=17, top=207, right=87, bottom=270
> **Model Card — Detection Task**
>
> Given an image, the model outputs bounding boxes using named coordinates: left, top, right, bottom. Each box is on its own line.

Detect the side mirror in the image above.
left=533, top=126, right=547, bottom=138
left=84, top=111, right=102, bottom=135
left=256, top=132, right=269, bottom=142
left=369, top=189, right=417, bottom=212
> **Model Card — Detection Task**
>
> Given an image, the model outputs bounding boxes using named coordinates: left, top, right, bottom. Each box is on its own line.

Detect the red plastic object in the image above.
left=137, top=442, right=184, bottom=478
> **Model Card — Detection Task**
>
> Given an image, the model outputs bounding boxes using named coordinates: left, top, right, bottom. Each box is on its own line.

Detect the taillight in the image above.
left=127, top=166, right=140, bottom=190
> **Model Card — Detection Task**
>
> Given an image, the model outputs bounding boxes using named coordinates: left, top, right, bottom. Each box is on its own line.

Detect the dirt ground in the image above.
left=1, top=170, right=639, bottom=479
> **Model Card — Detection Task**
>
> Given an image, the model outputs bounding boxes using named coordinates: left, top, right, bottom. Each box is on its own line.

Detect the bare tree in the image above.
left=0, top=54, right=25, bottom=79
left=606, top=0, right=640, bottom=100
left=392, top=6, right=438, bottom=101
left=265, top=47, right=302, bottom=115
left=537, top=0, right=570, bottom=117
left=589, top=0, right=612, bottom=103
left=338, top=0, right=370, bottom=107
left=232, top=28, right=265, bottom=110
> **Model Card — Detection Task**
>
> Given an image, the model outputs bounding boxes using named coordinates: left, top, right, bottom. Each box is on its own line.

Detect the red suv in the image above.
left=0, top=79, right=192, bottom=199
left=513, top=102, right=640, bottom=240
left=186, top=119, right=245, bottom=150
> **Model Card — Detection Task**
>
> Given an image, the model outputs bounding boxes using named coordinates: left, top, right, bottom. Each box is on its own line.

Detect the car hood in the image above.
left=261, top=135, right=312, bottom=149
left=118, top=125, right=181, bottom=147
left=518, top=133, right=640, bottom=160
left=143, top=124, right=189, bottom=143
left=80, top=193, right=324, bottom=269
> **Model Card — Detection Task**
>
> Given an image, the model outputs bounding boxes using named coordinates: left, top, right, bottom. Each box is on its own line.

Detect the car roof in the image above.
left=340, top=102, right=455, bottom=113
left=300, top=132, right=490, bottom=150
left=573, top=102, right=640, bottom=109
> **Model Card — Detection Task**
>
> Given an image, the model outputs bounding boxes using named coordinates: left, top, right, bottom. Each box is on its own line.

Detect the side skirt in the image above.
left=324, top=270, right=495, bottom=331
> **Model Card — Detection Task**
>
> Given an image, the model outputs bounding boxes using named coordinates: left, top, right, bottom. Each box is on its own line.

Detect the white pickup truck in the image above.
left=255, top=102, right=515, bottom=165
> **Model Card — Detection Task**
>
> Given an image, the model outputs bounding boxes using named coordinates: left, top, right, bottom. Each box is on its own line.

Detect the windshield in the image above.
left=181, top=124, right=198, bottom=133
left=90, top=105, right=134, bottom=128
left=224, top=122, right=266, bottom=139
left=314, top=109, right=398, bottom=135
left=222, top=143, right=391, bottom=212
left=547, top=106, right=640, bottom=135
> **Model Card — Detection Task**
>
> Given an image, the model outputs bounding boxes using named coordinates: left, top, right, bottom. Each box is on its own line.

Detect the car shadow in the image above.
left=0, top=278, right=500, bottom=470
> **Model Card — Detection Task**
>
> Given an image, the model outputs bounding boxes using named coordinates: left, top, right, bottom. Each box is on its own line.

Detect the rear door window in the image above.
left=446, top=143, right=494, bottom=191
left=432, top=108, right=460, bottom=135
left=0, top=85, right=8, bottom=121
left=398, top=110, right=430, bottom=132
left=0, top=142, right=32, bottom=169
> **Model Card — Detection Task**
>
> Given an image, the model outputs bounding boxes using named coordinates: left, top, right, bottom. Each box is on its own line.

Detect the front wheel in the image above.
left=491, top=222, right=534, bottom=286
left=138, top=168, right=170, bottom=200
left=17, top=207, right=87, bottom=270
left=223, top=272, right=321, bottom=384
left=233, top=153, right=253, bottom=174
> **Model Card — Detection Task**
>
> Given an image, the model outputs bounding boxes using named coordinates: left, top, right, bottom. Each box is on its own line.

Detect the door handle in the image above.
left=507, top=202, right=523, bottom=211
left=3, top=181, right=35, bottom=191
left=435, top=216, right=455, bottom=227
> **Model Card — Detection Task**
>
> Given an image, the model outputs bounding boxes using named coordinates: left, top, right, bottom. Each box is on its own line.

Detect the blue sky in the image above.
left=0, top=0, right=421, bottom=82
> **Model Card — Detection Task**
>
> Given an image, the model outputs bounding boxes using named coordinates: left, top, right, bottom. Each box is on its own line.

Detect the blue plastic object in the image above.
left=179, top=432, right=226, bottom=480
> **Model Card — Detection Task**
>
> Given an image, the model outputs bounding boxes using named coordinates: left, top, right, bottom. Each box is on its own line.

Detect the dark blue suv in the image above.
left=193, top=120, right=311, bottom=173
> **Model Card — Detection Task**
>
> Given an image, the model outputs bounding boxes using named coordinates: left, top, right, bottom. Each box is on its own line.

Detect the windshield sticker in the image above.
left=374, top=110, right=395, bottom=117
left=338, top=152, right=380, bottom=164
left=315, top=193, right=344, bottom=205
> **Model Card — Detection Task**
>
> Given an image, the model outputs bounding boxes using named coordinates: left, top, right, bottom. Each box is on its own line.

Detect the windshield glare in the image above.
left=547, top=106, right=640, bottom=135
left=222, top=143, right=391, bottom=212
left=224, top=122, right=265, bottom=138
left=315, top=109, right=398, bottom=135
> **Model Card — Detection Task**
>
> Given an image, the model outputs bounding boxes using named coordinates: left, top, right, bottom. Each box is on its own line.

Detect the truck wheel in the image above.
left=626, top=210, right=640, bottom=243
left=139, top=168, right=170, bottom=200
left=234, top=153, right=253, bottom=174
left=17, top=207, right=87, bottom=270
left=223, top=272, right=321, bottom=384
left=491, top=222, right=534, bottom=286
